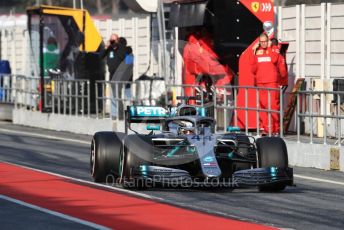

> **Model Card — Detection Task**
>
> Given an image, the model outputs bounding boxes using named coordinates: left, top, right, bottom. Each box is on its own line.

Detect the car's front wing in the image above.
left=233, top=167, right=293, bottom=187
left=130, top=165, right=293, bottom=188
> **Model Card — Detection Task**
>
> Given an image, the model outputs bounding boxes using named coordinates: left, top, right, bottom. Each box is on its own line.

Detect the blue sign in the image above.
left=130, top=106, right=167, bottom=117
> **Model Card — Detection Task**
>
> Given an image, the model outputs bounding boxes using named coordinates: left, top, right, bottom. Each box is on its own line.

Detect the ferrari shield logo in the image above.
left=251, top=2, right=259, bottom=13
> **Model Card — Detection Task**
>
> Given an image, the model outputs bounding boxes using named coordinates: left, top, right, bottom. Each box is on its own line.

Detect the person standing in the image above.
left=111, top=37, right=134, bottom=119
left=251, top=33, right=288, bottom=135
left=102, top=34, right=120, bottom=118
left=101, top=33, right=124, bottom=78
left=270, top=38, right=288, bottom=87
left=101, top=34, right=132, bottom=119
left=112, top=37, right=134, bottom=84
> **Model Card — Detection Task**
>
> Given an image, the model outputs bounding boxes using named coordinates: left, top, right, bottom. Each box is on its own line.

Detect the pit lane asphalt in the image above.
left=1, top=122, right=344, bottom=230
left=0, top=198, right=96, bottom=230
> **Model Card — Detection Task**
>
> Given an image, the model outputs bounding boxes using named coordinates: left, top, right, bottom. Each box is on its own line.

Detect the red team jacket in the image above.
left=251, top=47, right=288, bottom=86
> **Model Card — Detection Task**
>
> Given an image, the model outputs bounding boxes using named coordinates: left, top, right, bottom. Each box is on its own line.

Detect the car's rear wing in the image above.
left=127, top=106, right=167, bottom=123
left=125, top=105, right=209, bottom=134
left=125, top=106, right=167, bottom=133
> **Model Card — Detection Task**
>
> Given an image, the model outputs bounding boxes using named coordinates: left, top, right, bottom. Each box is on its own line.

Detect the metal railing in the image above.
left=165, top=84, right=207, bottom=107
left=6, top=75, right=344, bottom=146
left=0, top=74, right=18, bottom=104
left=13, top=76, right=40, bottom=110
left=95, top=80, right=166, bottom=120
left=11, top=76, right=90, bottom=117
left=165, top=84, right=284, bottom=137
left=95, top=81, right=134, bottom=119
left=51, top=79, right=90, bottom=117
left=214, top=85, right=284, bottom=137
left=174, top=85, right=344, bottom=146
left=296, top=90, right=344, bottom=146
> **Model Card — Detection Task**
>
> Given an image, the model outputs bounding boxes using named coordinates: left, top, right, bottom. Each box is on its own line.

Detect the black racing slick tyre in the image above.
left=121, top=135, right=153, bottom=189
left=90, top=132, right=125, bottom=183
left=256, top=137, right=288, bottom=192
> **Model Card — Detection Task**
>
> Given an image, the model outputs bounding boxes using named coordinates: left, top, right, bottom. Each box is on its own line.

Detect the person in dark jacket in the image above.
left=103, top=35, right=134, bottom=119
left=112, top=37, right=134, bottom=83
left=101, top=33, right=126, bottom=78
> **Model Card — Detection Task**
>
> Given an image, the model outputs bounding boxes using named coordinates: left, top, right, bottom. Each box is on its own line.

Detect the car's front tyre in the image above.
left=256, top=137, right=288, bottom=192
left=91, top=132, right=125, bottom=183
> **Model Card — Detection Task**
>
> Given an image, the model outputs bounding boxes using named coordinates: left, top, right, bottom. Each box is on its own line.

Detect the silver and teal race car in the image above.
left=90, top=104, right=293, bottom=191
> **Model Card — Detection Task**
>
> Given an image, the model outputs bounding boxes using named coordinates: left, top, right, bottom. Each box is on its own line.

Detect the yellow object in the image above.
left=172, top=88, right=177, bottom=106
left=45, top=83, right=52, bottom=93
left=251, top=2, right=259, bottom=13
left=28, top=5, right=102, bottom=52
left=51, top=80, right=55, bottom=94
left=330, top=148, right=340, bottom=170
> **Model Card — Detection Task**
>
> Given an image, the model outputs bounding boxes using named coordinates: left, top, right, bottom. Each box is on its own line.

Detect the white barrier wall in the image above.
left=328, top=4, right=344, bottom=79
left=0, top=15, right=28, bottom=75
left=277, top=3, right=344, bottom=81
left=277, top=3, right=344, bottom=135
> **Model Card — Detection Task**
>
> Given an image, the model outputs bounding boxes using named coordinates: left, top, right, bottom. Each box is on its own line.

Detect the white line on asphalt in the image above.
left=0, top=195, right=111, bottom=230
left=0, top=128, right=89, bottom=145
left=294, top=174, right=344, bottom=186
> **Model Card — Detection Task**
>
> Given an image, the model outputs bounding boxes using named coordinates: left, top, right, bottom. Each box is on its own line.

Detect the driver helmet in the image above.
left=179, top=120, right=194, bottom=135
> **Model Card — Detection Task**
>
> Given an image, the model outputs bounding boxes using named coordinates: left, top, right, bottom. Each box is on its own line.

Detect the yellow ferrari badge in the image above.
left=251, top=2, right=259, bottom=13
left=256, top=50, right=263, bottom=55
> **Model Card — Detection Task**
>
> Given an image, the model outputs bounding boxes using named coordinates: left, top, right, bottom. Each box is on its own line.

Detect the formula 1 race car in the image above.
left=90, top=104, right=293, bottom=191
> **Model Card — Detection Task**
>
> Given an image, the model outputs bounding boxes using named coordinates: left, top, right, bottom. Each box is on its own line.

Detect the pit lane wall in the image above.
left=0, top=103, right=12, bottom=120
left=12, top=109, right=113, bottom=135
left=286, top=141, right=344, bottom=172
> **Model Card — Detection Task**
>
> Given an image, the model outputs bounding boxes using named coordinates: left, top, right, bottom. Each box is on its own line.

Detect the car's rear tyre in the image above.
left=121, top=135, right=153, bottom=189
left=256, top=137, right=288, bottom=192
left=91, top=132, right=125, bottom=183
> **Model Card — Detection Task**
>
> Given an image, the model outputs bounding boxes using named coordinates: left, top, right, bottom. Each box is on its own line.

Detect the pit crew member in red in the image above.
left=251, top=33, right=288, bottom=134
left=270, top=38, right=288, bottom=86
